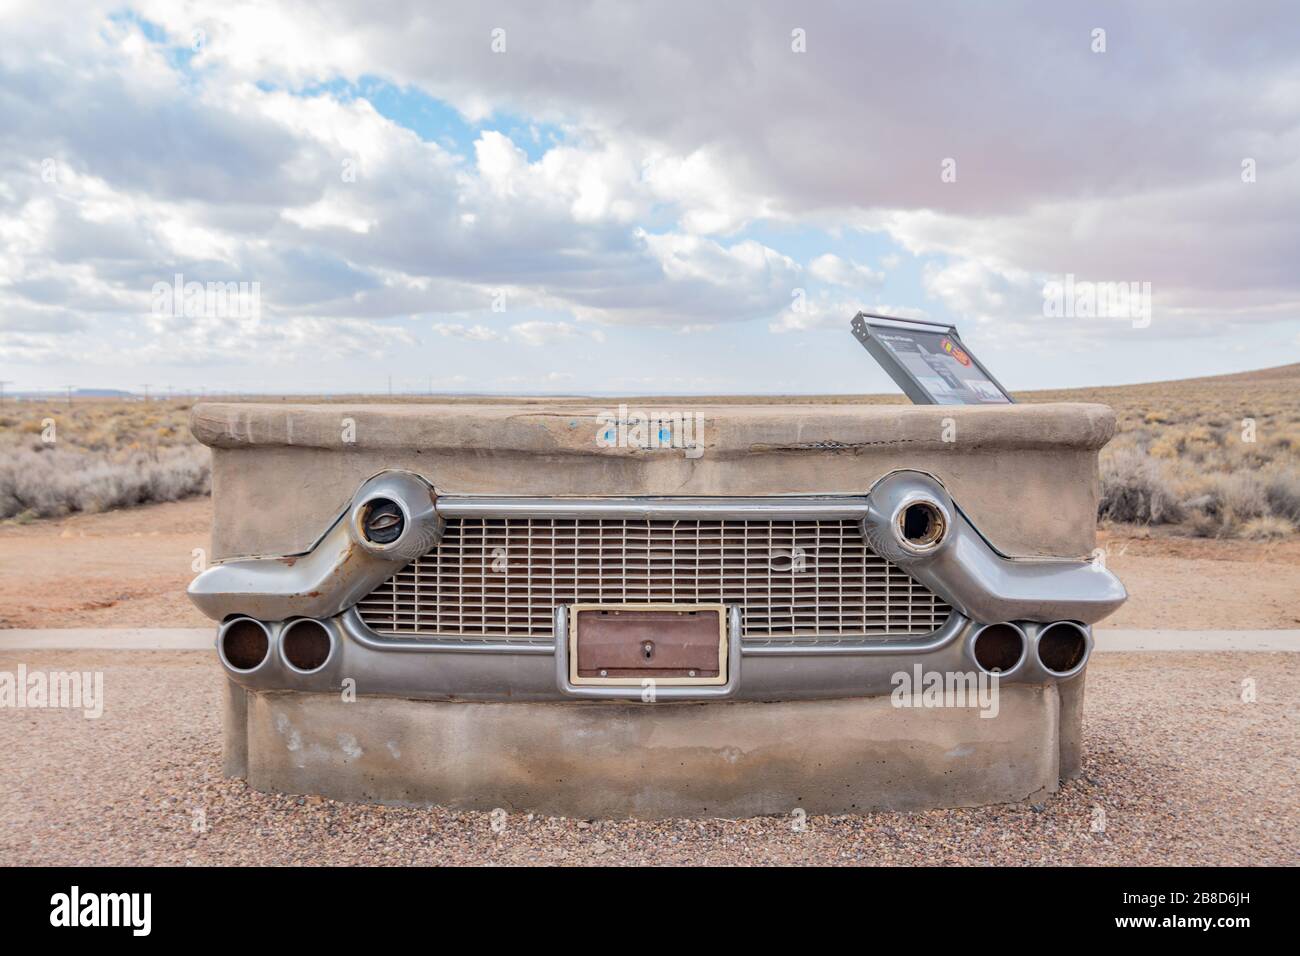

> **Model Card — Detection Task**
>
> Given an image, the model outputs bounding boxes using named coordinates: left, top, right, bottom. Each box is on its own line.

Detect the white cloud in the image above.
left=430, top=322, right=506, bottom=342
left=0, top=0, right=1296, bottom=390
left=921, top=259, right=1041, bottom=326
left=509, top=321, right=603, bottom=347
left=808, top=253, right=884, bottom=289
left=642, top=146, right=775, bottom=234
left=770, top=296, right=926, bottom=334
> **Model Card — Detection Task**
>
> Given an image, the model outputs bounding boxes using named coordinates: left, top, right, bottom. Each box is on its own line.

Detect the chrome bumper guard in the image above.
left=191, top=469, right=1125, bottom=701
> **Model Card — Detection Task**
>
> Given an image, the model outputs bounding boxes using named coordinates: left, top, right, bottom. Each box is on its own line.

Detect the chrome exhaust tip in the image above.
left=1036, top=621, right=1091, bottom=678
left=969, top=621, right=1027, bottom=675
left=217, top=617, right=271, bottom=673
left=279, top=618, right=335, bottom=674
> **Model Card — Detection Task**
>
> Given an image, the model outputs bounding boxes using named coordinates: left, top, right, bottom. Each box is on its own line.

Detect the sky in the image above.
left=0, top=0, right=1297, bottom=396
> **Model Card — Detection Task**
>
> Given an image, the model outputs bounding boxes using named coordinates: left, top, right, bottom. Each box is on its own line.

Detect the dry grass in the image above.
left=1024, top=363, right=1300, bottom=539
left=2, top=364, right=1297, bottom=536
left=0, top=399, right=209, bottom=520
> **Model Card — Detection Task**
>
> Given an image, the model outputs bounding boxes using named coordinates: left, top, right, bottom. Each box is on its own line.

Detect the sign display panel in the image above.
left=849, top=312, right=1014, bottom=405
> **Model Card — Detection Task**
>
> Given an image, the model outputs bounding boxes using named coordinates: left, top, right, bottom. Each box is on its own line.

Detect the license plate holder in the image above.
left=568, top=603, right=728, bottom=686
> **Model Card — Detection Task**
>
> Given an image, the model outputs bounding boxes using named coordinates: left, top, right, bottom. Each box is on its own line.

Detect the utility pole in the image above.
left=140, top=384, right=151, bottom=402
left=0, top=381, right=11, bottom=405
left=63, top=385, right=74, bottom=408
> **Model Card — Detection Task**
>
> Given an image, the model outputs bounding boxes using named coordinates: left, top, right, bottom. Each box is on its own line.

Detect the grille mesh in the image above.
left=356, top=516, right=950, bottom=643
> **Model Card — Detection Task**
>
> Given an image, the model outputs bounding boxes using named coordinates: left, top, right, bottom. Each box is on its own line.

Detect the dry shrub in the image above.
left=1099, top=441, right=1299, bottom=537
left=0, top=445, right=210, bottom=519
left=1208, top=473, right=1270, bottom=522
left=1264, top=471, right=1300, bottom=523
left=1099, top=447, right=1184, bottom=524
left=0, top=398, right=208, bottom=521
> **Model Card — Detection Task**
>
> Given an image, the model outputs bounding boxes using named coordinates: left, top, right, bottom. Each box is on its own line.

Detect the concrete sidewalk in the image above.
left=1093, top=629, right=1300, bottom=652
left=0, top=627, right=1297, bottom=652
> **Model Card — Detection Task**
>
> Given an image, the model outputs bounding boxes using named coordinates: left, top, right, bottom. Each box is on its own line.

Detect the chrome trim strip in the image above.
left=740, top=612, right=966, bottom=656
left=341, top=606, right=959, bottom=658
left=340, top=608, right=553, bottom=655
left=436, top=495, right=871, bottom=520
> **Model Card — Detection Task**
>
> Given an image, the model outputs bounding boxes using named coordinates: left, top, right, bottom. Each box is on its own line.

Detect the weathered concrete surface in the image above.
left=196, top=398, right=1114, bottom=816
left=192, top=401, right=1113, bottom=562
left=223, top=678, right=249, bottom=779
left=242, top=686, right=1062, bottom=818
left=1057, top=673, right=1086, bottom=779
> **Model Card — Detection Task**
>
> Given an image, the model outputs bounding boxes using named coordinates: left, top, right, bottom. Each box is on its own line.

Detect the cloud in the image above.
left=770, top=296, right=927, bottom=334
left=509, top=320, right=604, bottom=347
left=0, top=1, right=1296, bottom=390
left=430, top=322, right=506, bottom=342
left=808, top=253, right=884, bottom=289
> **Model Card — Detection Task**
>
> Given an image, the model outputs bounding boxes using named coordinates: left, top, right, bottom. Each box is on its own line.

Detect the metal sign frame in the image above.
left=849, top=311, right=1015, bottom=405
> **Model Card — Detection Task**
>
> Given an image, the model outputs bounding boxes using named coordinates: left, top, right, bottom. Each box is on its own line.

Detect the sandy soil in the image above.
left=0, top=649, right=1293, bottom=865
left=1, top=498, right=1297, bottom=630
left=0, top=498, right=212, bottom=629
left=1098, top=527, right=1300, bottom=629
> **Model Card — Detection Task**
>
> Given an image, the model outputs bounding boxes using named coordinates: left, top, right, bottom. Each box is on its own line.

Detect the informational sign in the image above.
left=849, top=312, right=1014, bottom=405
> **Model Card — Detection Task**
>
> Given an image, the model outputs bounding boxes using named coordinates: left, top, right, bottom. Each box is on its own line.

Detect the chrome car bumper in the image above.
left=190, top=469, right=1124, bottom=701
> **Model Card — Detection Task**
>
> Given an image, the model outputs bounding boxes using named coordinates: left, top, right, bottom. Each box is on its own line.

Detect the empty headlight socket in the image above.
left=895, top=497, right=948, bottom=552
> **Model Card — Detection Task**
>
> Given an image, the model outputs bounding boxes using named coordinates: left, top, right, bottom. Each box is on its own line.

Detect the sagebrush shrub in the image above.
left=0, top=445, right=210, bottom=519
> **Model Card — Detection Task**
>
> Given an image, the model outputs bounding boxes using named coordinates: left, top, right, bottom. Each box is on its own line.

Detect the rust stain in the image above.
left=748, top=438, right=924, bottom=452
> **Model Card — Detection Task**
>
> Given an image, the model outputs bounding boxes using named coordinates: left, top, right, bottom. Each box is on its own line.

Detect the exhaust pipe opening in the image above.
left=1037, top=622, right=1089, bottom=675
left=972, top=622, right=1026, bottom=674
left=281, top=619, right=333, bottom=673
left=897, top=499, right=946, bottom=551
left=219, top=617, right=270, bottom=672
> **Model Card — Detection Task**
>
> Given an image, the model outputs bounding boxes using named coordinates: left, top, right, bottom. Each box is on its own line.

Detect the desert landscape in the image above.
left=2, top=364, right=1298, bottom=631
left=2, top=366, right=1298, bottom=868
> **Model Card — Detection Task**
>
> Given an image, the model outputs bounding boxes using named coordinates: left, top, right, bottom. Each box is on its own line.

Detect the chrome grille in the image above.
left=356, top=516, right=951, bottom=643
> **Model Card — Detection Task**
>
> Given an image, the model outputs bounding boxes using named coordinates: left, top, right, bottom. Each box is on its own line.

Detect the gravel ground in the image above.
left=1, top=650, right=1296, bottom=866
